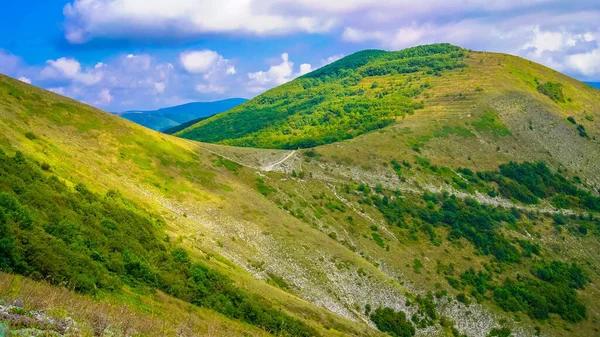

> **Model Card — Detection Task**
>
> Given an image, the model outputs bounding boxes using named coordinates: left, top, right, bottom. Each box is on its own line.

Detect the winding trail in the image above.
left=261, top=150, right=296, bottom=171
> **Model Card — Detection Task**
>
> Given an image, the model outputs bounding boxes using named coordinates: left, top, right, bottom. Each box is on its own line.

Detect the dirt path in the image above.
left=261, top=150, right=296, bottom=171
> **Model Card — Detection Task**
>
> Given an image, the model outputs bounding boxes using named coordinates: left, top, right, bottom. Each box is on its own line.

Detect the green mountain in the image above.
left=116, top=98, right=247, bottom=131
left=176, top=44, right=468, bottom=148
left=162, top=115, right=212, bottom=134
left=1, top=43, right=600, bottom=337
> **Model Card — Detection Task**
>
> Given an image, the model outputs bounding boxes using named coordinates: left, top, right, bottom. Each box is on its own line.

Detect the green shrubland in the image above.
left=0, top=149, right=317, bottom=337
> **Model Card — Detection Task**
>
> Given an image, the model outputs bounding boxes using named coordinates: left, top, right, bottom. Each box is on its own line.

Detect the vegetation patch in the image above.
left=370, top=307, right=415, bottom=337
left=0, top=149, right=317, bottom=337
left=537, top=81, right=565, bottom=103
left=472, top=109, right=512, bottom=137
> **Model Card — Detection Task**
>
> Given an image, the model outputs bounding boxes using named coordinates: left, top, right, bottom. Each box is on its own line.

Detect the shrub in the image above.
left=370, top=307, right=415, bottom=337
left=537, top=82, right=565, bottom=103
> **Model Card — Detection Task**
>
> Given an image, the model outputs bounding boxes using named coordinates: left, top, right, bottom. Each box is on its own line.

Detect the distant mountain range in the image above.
left=586, top=82, right=600, bottom=89
left=115, top=98, right=247, bottom=131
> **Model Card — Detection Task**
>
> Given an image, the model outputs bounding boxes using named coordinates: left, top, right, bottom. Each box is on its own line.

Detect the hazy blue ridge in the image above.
left=116, top=98, right=248, bottom=131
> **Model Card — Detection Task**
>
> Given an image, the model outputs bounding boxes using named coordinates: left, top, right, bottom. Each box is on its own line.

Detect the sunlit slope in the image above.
left=193, top=50, right=600, bottom=337
left=0, top=74, right=387, bottom=337
left=176, top=44, right=467, bottom=148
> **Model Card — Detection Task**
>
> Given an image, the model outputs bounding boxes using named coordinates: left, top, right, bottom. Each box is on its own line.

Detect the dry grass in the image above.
left=0, top=273, right=271, bottom=337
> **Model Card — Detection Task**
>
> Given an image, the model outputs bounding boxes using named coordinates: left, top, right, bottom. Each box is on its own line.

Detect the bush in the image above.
left=537, top=82, right=565, bottom=103
left=370, top=307, right=415, bottom=337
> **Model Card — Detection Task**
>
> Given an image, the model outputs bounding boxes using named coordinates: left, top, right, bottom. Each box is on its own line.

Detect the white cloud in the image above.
left=522, top=26, right=591, bottom=57
left=298, top=63, right=313, bottom=76
left=248, top=53, right=294, bottom=86
left=42, top=57, right=103, bottom=85
left=62, top=0, right=335, bottom=43
left=226, top=66, right=236, bottom=75
left=566, top=48, right=600, bottom=77
left=18, top=77, right=31, bottom=84
left=97, top=88, right=113, bottom=105
left=247, top=52, right=314, bottom=93
left=180, top=50, right=223, bottom=74
left=322, top=54, right=344, bottom=66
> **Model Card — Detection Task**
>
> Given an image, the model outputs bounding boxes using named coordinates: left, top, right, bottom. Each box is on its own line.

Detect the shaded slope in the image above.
left=176, top=44, right=467, bottom=148
left=117, top=98, right=247, bottom=131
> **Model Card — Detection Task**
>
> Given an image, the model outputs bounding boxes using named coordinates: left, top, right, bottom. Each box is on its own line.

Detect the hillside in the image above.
left=176, top=44, right=467, bottom=148
left=1, top=42, right=600, bottom=337
left=179, top=44, right=600, bottom=336
left=116, top=98, right=247, bottom=131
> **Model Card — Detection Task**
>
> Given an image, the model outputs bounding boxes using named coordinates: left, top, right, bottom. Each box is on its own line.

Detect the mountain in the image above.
left=116, top=98, right=247, bottom=131
left=586, top=82, right=600, bottom=89
left=162, top=115, right=212, bottom=134
left=1, top=42, right=600, bottom=337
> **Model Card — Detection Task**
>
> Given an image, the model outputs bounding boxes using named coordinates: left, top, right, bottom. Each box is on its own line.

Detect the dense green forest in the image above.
left=0, top=148, right=317, bottom=337
left=176, top=44, right=467, bottom=149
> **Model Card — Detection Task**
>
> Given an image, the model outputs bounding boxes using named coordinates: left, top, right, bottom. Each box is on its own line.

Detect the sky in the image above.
left=0, top=0, right=599, bottom=111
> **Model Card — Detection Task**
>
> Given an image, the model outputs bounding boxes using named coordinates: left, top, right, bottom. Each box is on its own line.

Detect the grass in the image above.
left=0, top=273, right=272, bottom=337
left=472, top=109, right=512, bottom=137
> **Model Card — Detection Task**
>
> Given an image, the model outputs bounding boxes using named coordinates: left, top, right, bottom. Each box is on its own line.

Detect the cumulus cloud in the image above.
left=247, top=52, right=314, bottom=92
left=42, top=57, right=103, bottom=85
left=566, top=48, right=600, bottom=77
left=97, top=88, right=113, bottom=105
left=62, top=0, right=335, bottom=43
left=180, top=50, right=223, bottom=74
left=321, top=54, right=344, bottom=66
left=18, top=77, right=31, bottom=84
left=60, top=0, right=560, bottom=45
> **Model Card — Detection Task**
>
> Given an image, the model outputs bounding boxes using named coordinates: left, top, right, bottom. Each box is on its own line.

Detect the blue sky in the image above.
left=1, top=0, right=599, bottom=111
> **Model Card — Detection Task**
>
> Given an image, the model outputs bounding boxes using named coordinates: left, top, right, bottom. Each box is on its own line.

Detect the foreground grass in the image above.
left=0, top=272, right=272, bottom=337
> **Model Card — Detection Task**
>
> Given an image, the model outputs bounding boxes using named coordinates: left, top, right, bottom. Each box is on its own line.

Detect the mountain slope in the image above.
left=176, top=44, right=466, bottom=148
left=2, top=42, right=600, bottom=337
left=0, top=74, right=382, bottom=337
left=116, top=98, right=247, bottom=131
left=177, top=45, right=600, bottom=336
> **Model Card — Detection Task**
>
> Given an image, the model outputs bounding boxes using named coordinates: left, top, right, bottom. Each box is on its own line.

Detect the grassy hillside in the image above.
left=176, top=44, right=466, bottom=148
left=117, top=98, right=247, bottom=131
left=1, top=42, right=600, bottom=337
left=0, top=74, right=385, bottom=337
left=188, top=47, right=600, bottom=337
